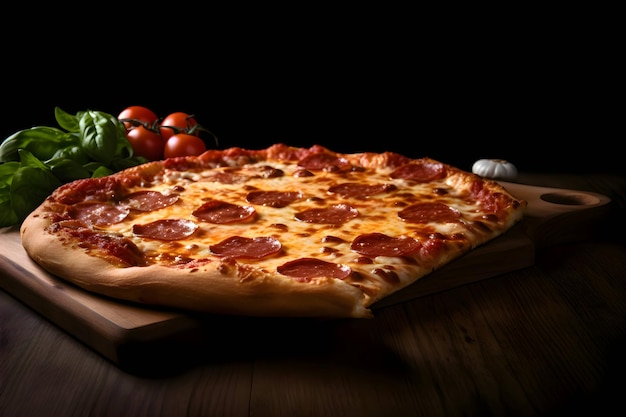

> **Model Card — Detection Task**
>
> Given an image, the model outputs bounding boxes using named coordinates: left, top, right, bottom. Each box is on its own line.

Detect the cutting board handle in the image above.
left=498, top=181, right=612, bottom=248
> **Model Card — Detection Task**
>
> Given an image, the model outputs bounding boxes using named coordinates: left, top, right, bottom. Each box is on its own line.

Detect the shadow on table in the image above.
left=115, top=313, right=406, bottom=378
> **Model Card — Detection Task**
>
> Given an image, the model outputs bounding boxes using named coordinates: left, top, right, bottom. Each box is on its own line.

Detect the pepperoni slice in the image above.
left=293, top=169, right=314, bottom=178
left=297, top=153, right=351, bottom=172
left=398, top=202, right=461, bottom=223
left=210, top=236, right=282, bottom=259
left=328, top=182, right=397, bottom=199
left=133, top=219, right=198, bottom=240
left=192, top=200, right=256, bottom=224
left=67, top=202, right=130, bottom=227
left=205, top=171, right=249, bottom=184
left=246, top=190, right=303, bottom=208
left=390, top=161, right=446, bottom=182
left=277, top=258, right=352, bottom=282
left=295, top=204, right=359, bottom=225
left=351, top=233, right=421, bottom=257
left=254, top=165, right=284, bottom=178
left=119, top=191, right=179, bottom=212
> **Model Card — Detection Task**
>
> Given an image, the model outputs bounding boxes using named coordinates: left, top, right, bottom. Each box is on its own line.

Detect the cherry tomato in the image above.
left=164, top=133, right=207, bottom=158
left=118, top=106, right=159, bottom=130
left=126, top=126, right=165, bottom=161
left=160, top=112, right=198, bottom=141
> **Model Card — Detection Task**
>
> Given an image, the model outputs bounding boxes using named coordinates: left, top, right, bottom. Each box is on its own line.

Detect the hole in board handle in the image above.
left=540, top=192, right=600, bottom=206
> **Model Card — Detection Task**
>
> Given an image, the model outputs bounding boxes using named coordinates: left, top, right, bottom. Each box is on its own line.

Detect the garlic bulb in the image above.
left=472, top=159, right=518, bottom=180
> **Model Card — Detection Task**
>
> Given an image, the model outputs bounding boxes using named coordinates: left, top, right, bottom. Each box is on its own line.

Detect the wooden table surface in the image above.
left=1, top=172, right=625, bottom=417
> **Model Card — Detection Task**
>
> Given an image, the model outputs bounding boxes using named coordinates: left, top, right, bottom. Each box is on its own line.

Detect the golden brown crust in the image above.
left=20, top=205, right=371, bottom=318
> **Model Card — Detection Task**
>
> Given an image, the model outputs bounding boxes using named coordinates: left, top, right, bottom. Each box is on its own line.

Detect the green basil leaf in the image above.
left=54, top=107, right=80, bottom=132
left=0, top=162, right=20, bottom=226
left=113, top=121, right=134, bottom=158
left=93, top=110, right=133, bottom=160
left=48, top=145, right=91, bottom=166
left=91, top=165, right=113, bottom=178
left=79, top=110, right=119, bottom=164
left=0, top=198, right=19, bottom=228
left=0, top=161, right=20, bottom=184
left=83, top=161, right=104, bottom=172
left=0, top=127, right=74, bottom=162
left=18, top=148, right=49, bottom=169
left=116, top=136, right=135, bottom=159
left=83, top=161, right=114, bottom=177
left=10, top=165, right=62, bottom=222
left=49, top=159, right=91, bottom=182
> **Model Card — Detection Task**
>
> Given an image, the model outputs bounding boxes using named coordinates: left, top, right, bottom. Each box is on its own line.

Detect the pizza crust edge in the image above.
left=20, top=205, right=373, bottom=318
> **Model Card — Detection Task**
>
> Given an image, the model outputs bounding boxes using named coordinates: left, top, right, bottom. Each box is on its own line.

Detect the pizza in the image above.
left=19, top=144, right=526, bottom=318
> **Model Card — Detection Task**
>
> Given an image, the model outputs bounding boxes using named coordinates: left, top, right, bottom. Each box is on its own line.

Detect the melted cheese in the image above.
left=95, top=159, right=518, bottom=301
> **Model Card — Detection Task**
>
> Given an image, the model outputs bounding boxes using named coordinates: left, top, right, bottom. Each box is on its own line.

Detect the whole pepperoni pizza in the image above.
left=20, top=144, right=526, bottom=318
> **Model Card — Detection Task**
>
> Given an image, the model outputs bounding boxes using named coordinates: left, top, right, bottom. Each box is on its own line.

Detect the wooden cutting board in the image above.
left=0, top=181, right=611, bottom=370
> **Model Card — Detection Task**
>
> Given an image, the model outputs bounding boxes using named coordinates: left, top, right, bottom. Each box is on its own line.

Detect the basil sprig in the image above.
left=0, top=107, right=147, bottom=227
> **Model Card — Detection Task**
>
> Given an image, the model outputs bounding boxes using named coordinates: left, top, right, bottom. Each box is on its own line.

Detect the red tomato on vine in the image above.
left=164, top=133, right=207, bottom=158
left=126, top=126, right=164, bottom=161
left=159, top=112, right=198, bottom=141
left=118, top=106, right=159, bottom=130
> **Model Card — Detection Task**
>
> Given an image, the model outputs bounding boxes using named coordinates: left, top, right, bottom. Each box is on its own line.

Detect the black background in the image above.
left=2, top=13, right=621, bottom=176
